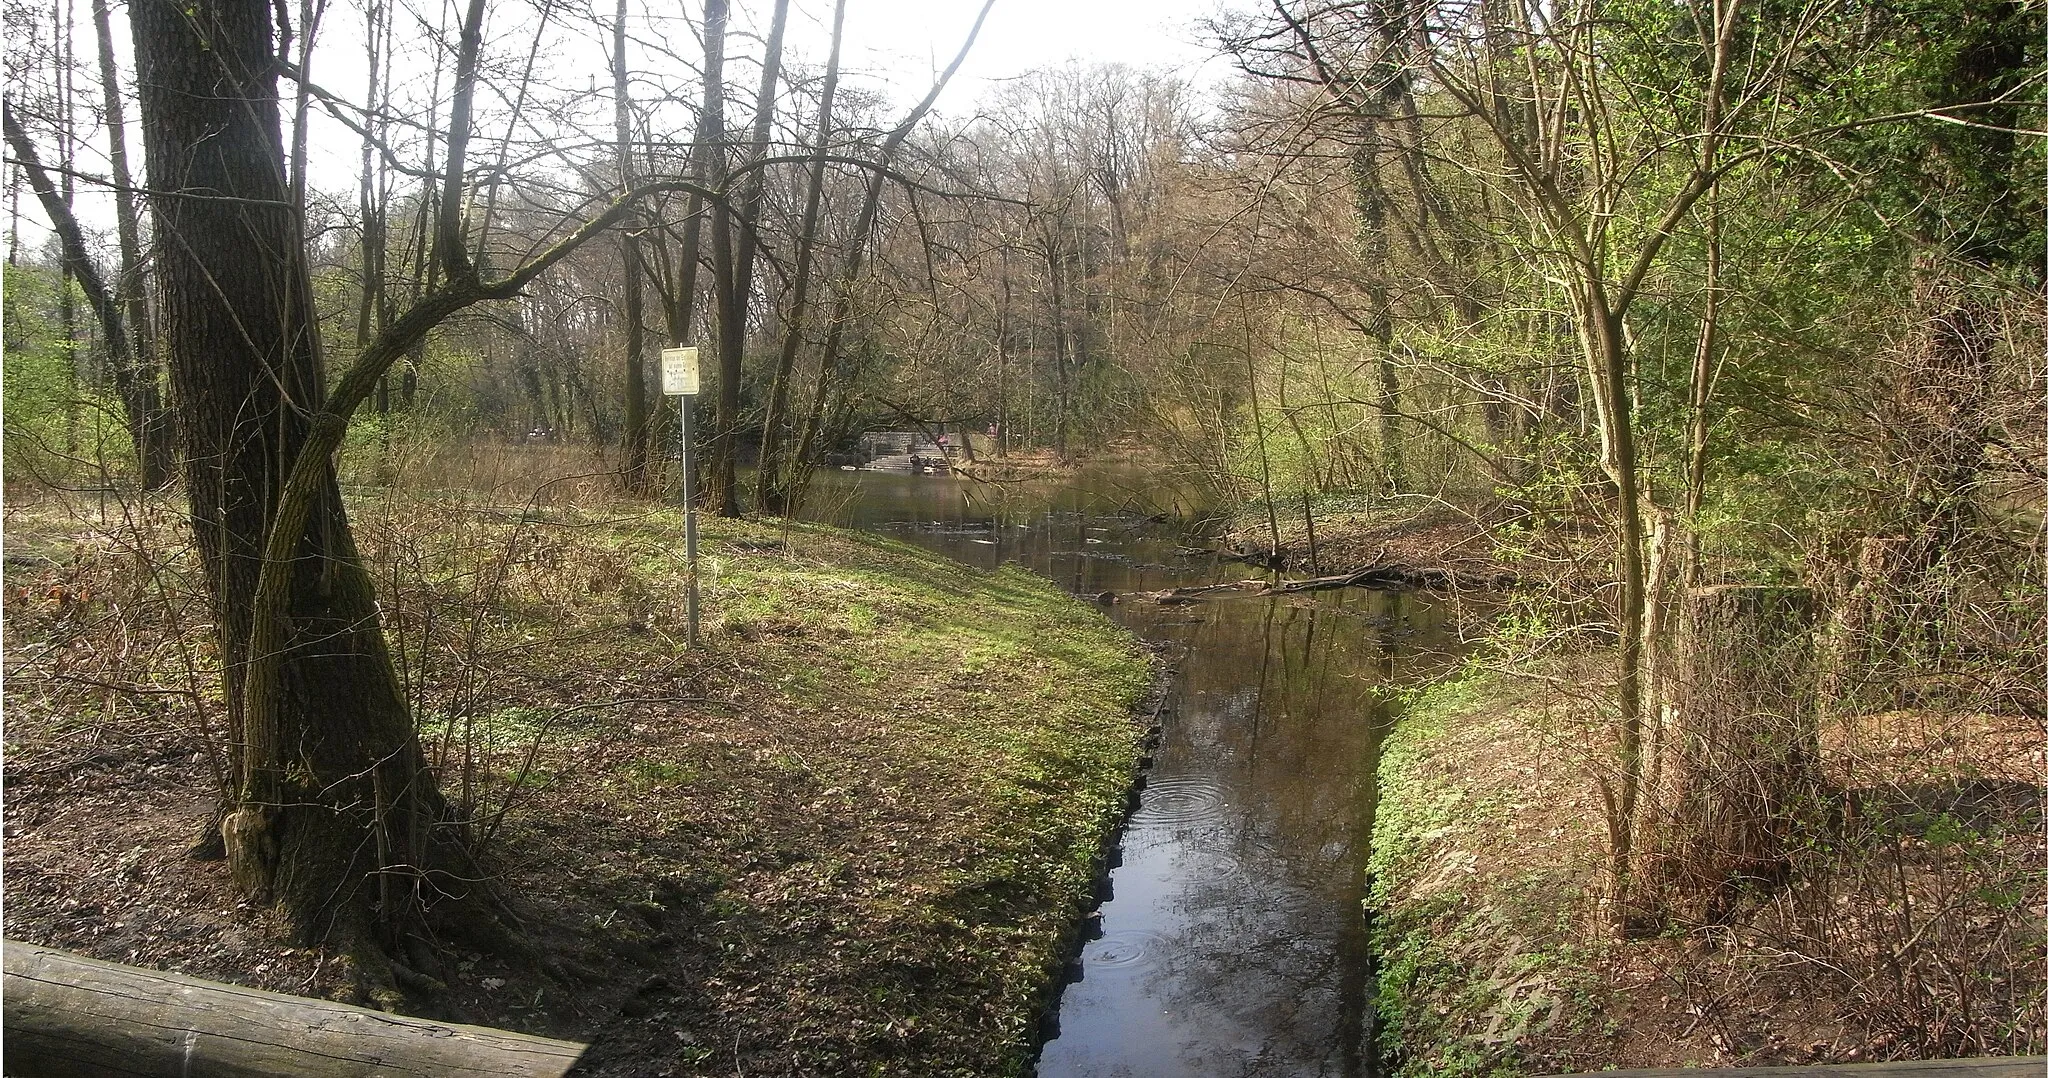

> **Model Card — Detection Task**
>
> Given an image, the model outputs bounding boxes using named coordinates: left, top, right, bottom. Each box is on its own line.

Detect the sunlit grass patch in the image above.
left=2, top=485, right=1154, bottom=1076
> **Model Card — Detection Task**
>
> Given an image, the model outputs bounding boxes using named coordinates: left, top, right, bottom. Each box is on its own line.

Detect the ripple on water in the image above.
left=1190, top=850, right=1245, bottom=882
left=1088, top=928, right=1170, bottom=973
left=1128, top=777, right=1227, bottom=829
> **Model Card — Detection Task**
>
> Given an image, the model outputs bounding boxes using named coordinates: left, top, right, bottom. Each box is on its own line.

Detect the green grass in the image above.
left=1368, top=668, right=1592, bottom=1078
left=0, top=490, right=1154, bottom=1075
left=478, top=506, right=1152, bottom=1074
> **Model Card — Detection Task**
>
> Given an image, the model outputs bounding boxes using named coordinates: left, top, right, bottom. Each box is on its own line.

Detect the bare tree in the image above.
left=87, top=0, right=170, bottom=484
left=755, top=0, right=845, bottom=514
left=2, top=101, right=169, bottom=485
left=615, top=0, right=651, bottom=492
left=705, top=0, right=790, bottom=514
left=784, top=0, right=998, bottom=509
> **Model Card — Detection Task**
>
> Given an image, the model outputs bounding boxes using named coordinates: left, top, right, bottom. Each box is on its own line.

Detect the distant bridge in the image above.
left=857, top=430, right=968, bottom=474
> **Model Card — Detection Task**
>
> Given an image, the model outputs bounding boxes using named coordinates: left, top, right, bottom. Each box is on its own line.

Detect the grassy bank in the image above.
left=1368, top=662, right=2045, bottom=1077
left=2, top=490, right=1152, bottom=1076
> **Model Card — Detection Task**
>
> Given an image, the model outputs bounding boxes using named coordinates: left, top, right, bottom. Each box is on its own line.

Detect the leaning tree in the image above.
left=129, top=0, right=717, bottom=1000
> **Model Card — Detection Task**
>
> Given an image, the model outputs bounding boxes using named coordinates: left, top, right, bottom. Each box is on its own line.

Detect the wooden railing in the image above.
left=3, top=940, right=586, bottom=1077
left=1543, top=1058, right=2046, bottom=1078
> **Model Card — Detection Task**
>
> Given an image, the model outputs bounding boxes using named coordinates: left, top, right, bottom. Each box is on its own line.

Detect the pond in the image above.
left=803, top=463, right=1475, bottom=1078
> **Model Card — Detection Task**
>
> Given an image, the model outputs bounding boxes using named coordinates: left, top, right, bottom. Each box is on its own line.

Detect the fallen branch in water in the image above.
left=1126, top=561, right=1516, bottom=604
left=1265, top=567, right=1398, bottom=593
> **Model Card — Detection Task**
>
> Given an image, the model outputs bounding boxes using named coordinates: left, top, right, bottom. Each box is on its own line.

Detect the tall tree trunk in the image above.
left=1242, top=299, right=1281, bottom=554
left=1350, top=135, right=1404, bottom=494
left=660, top=0, right=727, bottom=507
left=393, top=8, right=447, bottom=412
left=7, top=155, right=20, bottom=265
left=662, top=0, right=726, bottom=351
left=1577, top=286, right=1649, bottom=926
left=995, top=250, right=1010, bottom=457
left=89, top=0, right=171, bottom=485
left=58, top=0, right=78, bottom=456
left=756, top=0, right=844, bottom=515
left=706, top=0, right=790, bottom=516
left=1045, top=233, right=1071, bottom=462
left=131, top=0, right=448, bottom=992
left=1683, top=204, right=1721, bottom=554
left=356, top=0, right=390, bottom=417
left=615, top=0, right=651, bottom=493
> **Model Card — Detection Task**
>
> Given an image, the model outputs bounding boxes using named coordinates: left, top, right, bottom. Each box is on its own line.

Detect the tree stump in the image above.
left=1815, top=536, right=1910, bottom=711
left=1647, top=584, right=1818, bottom=923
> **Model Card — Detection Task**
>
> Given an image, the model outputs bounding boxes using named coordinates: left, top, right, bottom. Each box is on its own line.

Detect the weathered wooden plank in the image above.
left=3, top=940, right=587, bottom=1078
left=1540, top=1057, right=2047, bottom=1078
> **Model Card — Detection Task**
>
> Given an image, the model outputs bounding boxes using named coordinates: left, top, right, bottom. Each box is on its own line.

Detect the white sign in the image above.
left=661, top=346, right=700, bottom=396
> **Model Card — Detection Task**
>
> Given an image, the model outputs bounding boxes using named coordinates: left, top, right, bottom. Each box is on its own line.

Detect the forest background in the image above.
left=1, top=0, right=2043, bottom=1067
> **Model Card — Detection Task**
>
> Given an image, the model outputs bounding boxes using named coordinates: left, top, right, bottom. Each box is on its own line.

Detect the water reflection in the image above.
left=803, top=467, right=1469, bottom=1078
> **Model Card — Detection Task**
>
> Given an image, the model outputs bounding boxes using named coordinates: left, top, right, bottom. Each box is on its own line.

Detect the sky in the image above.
left=11, top=0, right=1244, bottom=250
left=823, top=0, right=1231, bottom=107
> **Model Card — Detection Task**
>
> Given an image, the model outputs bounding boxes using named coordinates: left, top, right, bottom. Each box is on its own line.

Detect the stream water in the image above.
left=803, top=464, right=1473, bottom=1078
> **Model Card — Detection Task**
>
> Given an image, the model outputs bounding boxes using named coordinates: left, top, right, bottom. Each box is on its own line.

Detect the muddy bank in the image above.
left=2, top=497, right=1152, bottom=1076
left=1367, top=664, right=2046, bottom=1077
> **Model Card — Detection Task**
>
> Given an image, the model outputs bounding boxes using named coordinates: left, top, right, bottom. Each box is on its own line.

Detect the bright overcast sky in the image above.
left=18, top=0, right=1245, bottom=246
left=825, top=0, right=1233, bottom=107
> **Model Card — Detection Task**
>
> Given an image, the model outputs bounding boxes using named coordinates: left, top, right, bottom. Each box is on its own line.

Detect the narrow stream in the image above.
left=803, top=464, right=1473, bottom=1078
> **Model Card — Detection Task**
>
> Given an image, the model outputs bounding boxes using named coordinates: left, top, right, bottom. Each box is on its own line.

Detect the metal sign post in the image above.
left=661, top=347, right=701, bottom=648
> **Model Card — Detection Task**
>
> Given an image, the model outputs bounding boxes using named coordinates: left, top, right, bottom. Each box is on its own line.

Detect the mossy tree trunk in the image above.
left=132, top=0, right=736, bottom=985
left=132, top=0, right=723, bottom=983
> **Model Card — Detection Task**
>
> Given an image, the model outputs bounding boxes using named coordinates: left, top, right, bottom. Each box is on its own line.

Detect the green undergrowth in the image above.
left=1367, top=656, right=2047, bottom=1077
left=1368, top=668, right=1608, bottom=1078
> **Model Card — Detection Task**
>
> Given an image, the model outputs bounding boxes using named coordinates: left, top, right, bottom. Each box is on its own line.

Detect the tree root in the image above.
left=185, top=814, right=227, bottom=861
left=334, top=928, right=407, bottom=1013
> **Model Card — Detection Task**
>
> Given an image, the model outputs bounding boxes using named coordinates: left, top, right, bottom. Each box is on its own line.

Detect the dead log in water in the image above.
left=1145, top=580, right=1269, bottom=604
left=2, top=940, right=587, bottom=1078
left=1263, top=566, right=1411, bottom=593
left=1137, top=561, right=1510, bottom=605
